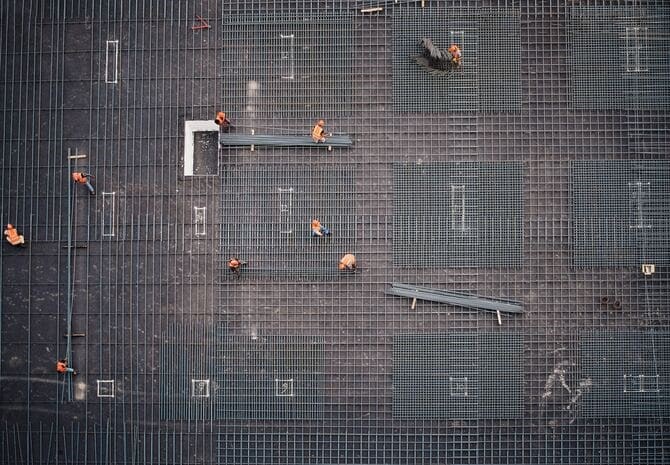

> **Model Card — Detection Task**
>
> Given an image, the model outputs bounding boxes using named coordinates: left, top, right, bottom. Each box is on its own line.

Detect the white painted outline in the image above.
left=105, top=40, right=119, bottom=84
left=450, top=184, right=466, bottom=232
left=624, top=374, right=659, bottom=393
left=102, top=192, right=116, bottom=237
left=194, top=206, right=206, bottom=236
left=184, top=121, right=219, bottom=177
left=625, top=26, right=648, bottom=73
left=279, top=34, right=295, bottom=80
left=191, top=379, right=210, bottom=398
left=278, top=187, right=294, bottom=234
left=97, top=379, right=115, bottom=398
left=275, top=378, right=294, bottom=397
left=449, top=376, right=468, bottom=397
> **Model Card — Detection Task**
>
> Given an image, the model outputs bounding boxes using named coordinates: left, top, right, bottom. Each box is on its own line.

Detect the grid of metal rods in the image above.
left=1, top=0, right=670, bottom=464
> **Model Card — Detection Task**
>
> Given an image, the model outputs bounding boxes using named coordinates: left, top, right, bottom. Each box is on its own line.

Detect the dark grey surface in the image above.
left=1, top=0, right=670, bottom=464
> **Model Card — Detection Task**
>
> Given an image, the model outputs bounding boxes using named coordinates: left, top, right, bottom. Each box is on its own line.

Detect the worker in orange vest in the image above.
left=56, top=359, right=77, bottom=376
left=215, top=111, right=231, bottom=131
left=4, top=224, right=26, bottom=247
left=448, top=44, right=462, bottom=68
left=338, top=253, right=357, bottom=272
left=311, top=120, right=331, bottom=143
left=227, top=257, right=247, bottom=277
left=311, top=219, right=331, bottom=237
left=72, top=172, right=95, bottom=195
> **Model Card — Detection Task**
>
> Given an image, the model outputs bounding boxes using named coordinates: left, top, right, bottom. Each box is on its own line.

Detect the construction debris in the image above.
left=386, top=283, right=524, bottom=314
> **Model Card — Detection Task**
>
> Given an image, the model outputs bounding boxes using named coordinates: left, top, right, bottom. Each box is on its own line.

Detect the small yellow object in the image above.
left=641, top=264, right=655, bottom=276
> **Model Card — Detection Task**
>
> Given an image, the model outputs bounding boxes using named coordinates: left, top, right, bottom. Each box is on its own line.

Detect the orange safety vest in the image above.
left=4, top=227, right=23, bottom=245
left=311, top=124, right=325, bottom=142
left=339, top=253, right=356, bottom=270
left=56, top=361, right=68, bottom=373
left=72, top=172, right=88, bottom=184
left=215, top=112, right=229, bottom=126
left=228, top=258, right=241, bottom=270
left=311, top=219, right=322, bottom=234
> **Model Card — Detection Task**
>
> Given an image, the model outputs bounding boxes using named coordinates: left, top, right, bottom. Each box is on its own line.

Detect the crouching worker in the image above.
left=338, top=253, right=357, bottom=272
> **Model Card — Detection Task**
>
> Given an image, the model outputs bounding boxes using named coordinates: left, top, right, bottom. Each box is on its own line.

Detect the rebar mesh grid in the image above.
left=1, top=0, right=670, bottom=464
left=393, top=161, right=523, bottom=267
left=393, top=333, right=523, bottom=419
left=568, top=5, right=670, bottom=110
left=580, top=330, right=670, bottom=418
left=220, top=162, right=356, bottom=279
left=216, top=334, right=325, bottom=421
left=572, top=160, right=670, bottom=267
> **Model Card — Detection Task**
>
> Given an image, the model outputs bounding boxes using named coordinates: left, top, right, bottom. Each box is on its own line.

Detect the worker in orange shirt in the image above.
left=311, top=120, right=331, bottom=143
left=4, top=224, right=26, bottom=247
left=228, top=257, right=247, bottom=277
left=72, top=172, right=95, bottom=195
left=311, top=219, right=331, bottom=237
left=338, top=253, right=357, bottom=272
left=56, top=359, right=77, bottom=376
left=448, top=44, right=462, bottom=68
left=215, top=111, right=231, bottom=131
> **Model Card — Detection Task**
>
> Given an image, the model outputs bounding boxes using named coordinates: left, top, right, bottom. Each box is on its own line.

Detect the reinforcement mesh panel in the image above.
left=572, top=160, right=670, bottom=267
left=393, top=161, right=523, bottom=267
left=568, top=6, right=670, bottom=109
left=216, top=335, right=325, bottom=420
left=580, top=331, right=670, bottom=418
left=221, top=14, right=353, bottom=123
left=159, top=323, right=216, bottom=421
left=392, top=9, right=478, bottom=112
left=220, top=163, right=355, bottom=279
left=393, top=333, right=523, bottom=419
left=479, top=8, right=521, bottom=111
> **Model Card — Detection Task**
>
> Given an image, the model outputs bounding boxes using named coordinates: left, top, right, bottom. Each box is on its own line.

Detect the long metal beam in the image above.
left=219, top=133, right=353, bottom=148
left=387, top=284, right=524, bottom=314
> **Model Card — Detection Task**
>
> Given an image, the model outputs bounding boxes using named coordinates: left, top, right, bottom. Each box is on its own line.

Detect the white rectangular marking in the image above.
left=194, top=207, right=206, bottom=236
left=625, top=27, right=648, bottom=73
left=102, top=192, right=116, bottom=237
left=105, top=40, right=119, bottom=83
left=451, top=184, right=466, bottom=231
left=280, top=34, right=295, bottom=80
left=278, top=187, right=293, bottom=234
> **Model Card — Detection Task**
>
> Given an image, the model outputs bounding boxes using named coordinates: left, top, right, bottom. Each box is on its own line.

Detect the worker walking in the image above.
left=215, top=111, right=231, bottom=131
left=72, top=172, right=95, bottom=195
left=311, top=219, right=332, bottom=237
left=448, top=44, right=462, bottom=68
left=311, top=120, right=331, bottom=143
left=338, top=253, right=357, bottom=272
left=228, top=257, right=247, bottom=277
left=56, top=359, right=77, bottom=376
left=4, top=224, right=26, bottom=247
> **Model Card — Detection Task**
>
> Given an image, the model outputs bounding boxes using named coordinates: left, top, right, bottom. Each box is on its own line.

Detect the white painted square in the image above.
left=97, top=379, right=115, bottom=398
left=191, top=379, right=210, bottom=398
left=275, top=378, right=294, bottom=397
left=449, top=376, right=468, bottom=397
